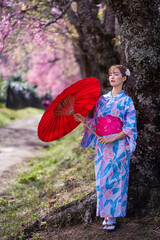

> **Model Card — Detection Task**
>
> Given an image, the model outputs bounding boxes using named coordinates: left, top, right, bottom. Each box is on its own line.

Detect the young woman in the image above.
left=73, top=65, right=138, bottom=230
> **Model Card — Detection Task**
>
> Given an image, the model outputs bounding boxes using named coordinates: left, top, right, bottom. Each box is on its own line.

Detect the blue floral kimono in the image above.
left=81, top=90, right=137, bottom=218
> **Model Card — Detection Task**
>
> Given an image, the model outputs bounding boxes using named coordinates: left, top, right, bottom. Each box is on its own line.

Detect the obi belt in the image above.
left=96, top=115, right=123, bottom=136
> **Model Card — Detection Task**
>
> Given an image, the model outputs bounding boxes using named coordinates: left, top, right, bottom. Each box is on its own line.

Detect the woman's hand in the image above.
left=99, top=131, right=126, bottom=145
left=73, top=113, right=86, bottom=123
left=99, top=136, right=116, bottom=145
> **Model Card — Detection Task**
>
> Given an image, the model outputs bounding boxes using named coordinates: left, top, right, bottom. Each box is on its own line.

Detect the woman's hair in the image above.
left=108, top=64, right=129, bottom=85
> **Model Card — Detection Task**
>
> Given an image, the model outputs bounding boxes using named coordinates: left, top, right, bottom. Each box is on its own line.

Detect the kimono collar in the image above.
left=103, top=90, right=125, bottom=99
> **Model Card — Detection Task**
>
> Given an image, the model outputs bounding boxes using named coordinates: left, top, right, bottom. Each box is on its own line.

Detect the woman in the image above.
left=73, top=65, right=138, bottom=230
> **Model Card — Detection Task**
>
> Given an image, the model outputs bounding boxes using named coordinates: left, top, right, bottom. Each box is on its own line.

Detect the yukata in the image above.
left=81, top=90, right=137, bottom=218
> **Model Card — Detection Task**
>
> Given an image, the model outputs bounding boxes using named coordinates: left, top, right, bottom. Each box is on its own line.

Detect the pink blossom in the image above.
left=129, top=106, right=134, bottom=111
left=126, top=145, right=130, bottom=151
left=121, top=170, right=124, bottom=174
left=108, top=152, right=115, bottom=158
left=129, top=131, right=134, bottom=136
left=103, top=149, right=108, bottom=154
left=0, top=0, right=80, bottom=98
left=112, top=109, right=120, bottom=116
left=105, top=190, right=112, bottom=198
left=124, top=128, right=130, bottom=134
left=104, top=156, right=110, bottom=161
left=51, top=8, right=62, bottom=15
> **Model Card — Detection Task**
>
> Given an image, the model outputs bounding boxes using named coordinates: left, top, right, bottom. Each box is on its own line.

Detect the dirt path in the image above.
left=0, top=115, right=48, bottom=193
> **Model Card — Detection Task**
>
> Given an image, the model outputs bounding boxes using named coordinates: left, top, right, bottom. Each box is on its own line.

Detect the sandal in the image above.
left=103, top=223, right=116, bottom=230
left=102, top=218, right=109, bottom=226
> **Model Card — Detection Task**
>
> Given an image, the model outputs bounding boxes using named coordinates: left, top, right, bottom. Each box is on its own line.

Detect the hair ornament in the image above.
left=125, top=69, right=130, bottom=76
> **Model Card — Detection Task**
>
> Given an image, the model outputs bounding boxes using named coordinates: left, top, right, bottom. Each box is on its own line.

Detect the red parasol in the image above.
left=38, top=77, right=101, bottom=142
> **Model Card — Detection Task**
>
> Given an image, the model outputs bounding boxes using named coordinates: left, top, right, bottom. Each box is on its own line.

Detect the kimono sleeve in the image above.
left=81, top=99, right=99, bottom=148
left=122, top=97, right=138, bottom=154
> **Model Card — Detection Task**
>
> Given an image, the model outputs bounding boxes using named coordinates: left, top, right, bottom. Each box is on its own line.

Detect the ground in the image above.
left=0, top=115, right=48, bottom=194
left=0, top=115, right=160, bottom=240
left=26, top=215, right=160, bottom=240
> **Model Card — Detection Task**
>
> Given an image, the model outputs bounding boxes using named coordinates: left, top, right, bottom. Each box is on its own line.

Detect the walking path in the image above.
left=0, top=115, right=48, bottom=193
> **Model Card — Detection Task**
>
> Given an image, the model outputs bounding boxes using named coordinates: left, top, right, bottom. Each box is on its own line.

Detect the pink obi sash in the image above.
left=96, top=115, right=123, bottom=136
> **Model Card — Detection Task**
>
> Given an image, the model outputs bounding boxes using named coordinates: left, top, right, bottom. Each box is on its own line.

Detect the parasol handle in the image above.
left=76, top=116, right=100, bottom=139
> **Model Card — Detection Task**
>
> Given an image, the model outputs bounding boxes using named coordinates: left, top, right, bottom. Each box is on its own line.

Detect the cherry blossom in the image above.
left=0, top=0, right=81, bottom=97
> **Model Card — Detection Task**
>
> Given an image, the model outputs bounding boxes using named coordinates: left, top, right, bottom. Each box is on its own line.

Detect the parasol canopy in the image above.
left=38, top=77, right=101, bottom=142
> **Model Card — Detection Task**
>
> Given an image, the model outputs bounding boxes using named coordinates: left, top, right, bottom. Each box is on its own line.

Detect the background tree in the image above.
left=54, top=0, right=120, bottom=91
left=0, top=1, right=81, bottom=98
left=0, top=0, right=120, bottom=94
left=27, top=44, right=80, bottom=97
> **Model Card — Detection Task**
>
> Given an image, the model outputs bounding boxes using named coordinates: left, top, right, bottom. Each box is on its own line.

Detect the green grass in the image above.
left=0, top=125, right=96, bottom=239
left=0, top=103, right=43, bottom=127
left=0, top=123, right=160, bottom=240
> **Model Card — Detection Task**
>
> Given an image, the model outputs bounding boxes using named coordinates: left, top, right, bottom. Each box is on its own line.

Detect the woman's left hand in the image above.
left=99, top=136, right=116, bottom=145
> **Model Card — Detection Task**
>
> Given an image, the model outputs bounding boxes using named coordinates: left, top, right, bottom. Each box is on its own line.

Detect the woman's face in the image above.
left=109, top=68, right=126, bottom=88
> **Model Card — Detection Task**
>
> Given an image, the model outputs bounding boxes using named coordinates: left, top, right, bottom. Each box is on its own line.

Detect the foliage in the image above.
left=0, top=122, right=160, bottom=239
left=0, top=124, right=96, bottom=239
left=0, top=104, right=43, bottom=127
left=26, top=43, right=80, bottom=97
left=0, top=78, right=9, bottom=101
left=0, top=0, right=121, bottom=97
left=0, top=0, right=81, bottom=97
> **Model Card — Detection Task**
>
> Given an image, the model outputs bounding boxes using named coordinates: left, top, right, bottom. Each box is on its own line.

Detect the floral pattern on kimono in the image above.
left=81, top=90, right=137, bottom=218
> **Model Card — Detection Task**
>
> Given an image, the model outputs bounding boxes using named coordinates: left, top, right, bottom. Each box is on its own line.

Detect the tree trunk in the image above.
left=72, top=36, right=100, bottom=79
left=107, top=0, right=160, bottom=214
left=67, top=1, right=119, bottom=93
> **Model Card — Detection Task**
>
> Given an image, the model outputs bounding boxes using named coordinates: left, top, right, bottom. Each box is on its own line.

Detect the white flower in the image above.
left=125, top=69, right=130, bottom=76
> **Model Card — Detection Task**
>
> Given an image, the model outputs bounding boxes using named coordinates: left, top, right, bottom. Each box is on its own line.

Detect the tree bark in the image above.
left=22, top=192, right=97, bottom=238
left=107, top=0, right=160, bottom=214
left=67, top=6, right=100, bottom=79
left=66, top=1, right=119, bottom=93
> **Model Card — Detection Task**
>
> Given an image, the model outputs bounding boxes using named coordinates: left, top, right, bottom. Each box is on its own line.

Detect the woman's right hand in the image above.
left=73, top=113, right=86, bottom=123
